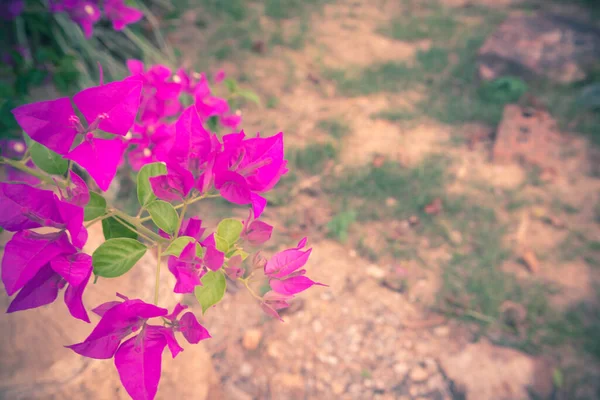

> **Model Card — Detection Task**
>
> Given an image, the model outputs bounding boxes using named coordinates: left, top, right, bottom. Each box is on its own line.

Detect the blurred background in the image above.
left=1, top=0, right=600, bottom=399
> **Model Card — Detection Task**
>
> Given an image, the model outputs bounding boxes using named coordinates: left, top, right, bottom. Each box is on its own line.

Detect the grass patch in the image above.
left=264, top=0, right=331, bottom=20
left=329, top=155, right=449, bottom=220
left=317, top=117, right=350, bottom=139
left=371, top=109, right=416, bottom=121
left=324, top=62, right=421, bottom=96
left=327, top=210, right=357, bottom=242
left=378, top=13, right=457, bottom=42
left=288, top=142, right=337, bottom=175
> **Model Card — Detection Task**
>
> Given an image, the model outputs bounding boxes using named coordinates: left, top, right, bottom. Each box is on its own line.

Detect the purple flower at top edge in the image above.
left=0, top=0, right=24, bottom=21
left=104, top=0, right=144, bottom=31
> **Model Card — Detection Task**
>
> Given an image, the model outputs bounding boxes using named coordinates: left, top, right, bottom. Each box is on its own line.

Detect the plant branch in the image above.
left=154, top=245, right=162, bottom=305
left=238, top=277, right=263, bottom=302
left=1, top=157, right=65, bottom=187
left=111, top=209, right=165, bottom=243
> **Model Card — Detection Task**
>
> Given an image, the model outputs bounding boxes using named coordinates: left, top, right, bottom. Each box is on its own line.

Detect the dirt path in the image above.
left=171, top=0, right=600, bottom=399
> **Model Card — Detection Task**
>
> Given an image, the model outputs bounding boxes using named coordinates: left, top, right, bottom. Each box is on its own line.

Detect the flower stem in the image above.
left=175, top=201, right=188, bottom=238
left=154, top=245, right=162, bottom=305
left=238, top=277, right=263, bottom=302
left=84, top=212, right=115, bottom=228
left=138, top=193, right=219, bottom=223
left=112, top=215, right=156, bottom=243
left=111, top=209, right=165, bottom=243
left=0, top=157, right=65, bottom=187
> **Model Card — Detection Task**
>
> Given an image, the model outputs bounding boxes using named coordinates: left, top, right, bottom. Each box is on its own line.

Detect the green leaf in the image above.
left=227, top=248, right=249, bottom=260
left=194, top=271, right=226, bottom=314
left=23, top=133, right=33, bottom=148
left=84, top=192, right=107, bottom=221
left=102, top=217, right=138, bottom=240
left=163, top=236, right=195, bottom=257
left=147, top=200, right=179, bottom=234
left=29, top=143, right=68, bottom=175
left=92, top=238, right=147, bottom=278
left=195, top=243, right=206, bottom=258
left=552, top=368, right=564, bottom=389
left=223, top=78, right=238, bottom=93
left=237, top=89, right=261, bottom=106
left=217, top=218, right=243, bottom=246
left=137, top=162, right=167, bottom=207
left=214, top=234, right=229, bottom=253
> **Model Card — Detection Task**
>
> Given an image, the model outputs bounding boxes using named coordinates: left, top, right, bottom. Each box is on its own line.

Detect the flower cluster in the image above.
left=126, top=60, right=241, bottom=171
left=2, top=0, right=143, bottom=38
left=0, top=66, right=324, bottom=400
left=49, top=0, right=143, bottom=38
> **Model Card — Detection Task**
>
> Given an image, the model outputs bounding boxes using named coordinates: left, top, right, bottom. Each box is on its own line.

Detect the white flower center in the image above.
left=143, top=148, right=152, bottom=157
left=13, top=142, right=25, bottom=153
left=172, top=75, right=181, bottom=83
left=84, top=5, right=94, bottom=16
left=124, top=131, right=133, bottom=140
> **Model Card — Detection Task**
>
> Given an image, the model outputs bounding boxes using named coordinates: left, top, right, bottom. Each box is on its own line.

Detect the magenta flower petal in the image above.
left=251, top=193, right=267, bottom=219
left=214, top=170, right=252, bottom=205
left=179, top=312, right=211, bottom=344
left=0, top=182, right=61, bottom=231
left=270, top=275, right=325, bottom=295
left=114, top=326, right=165, bottom=400
left=179, top=217, right=205, bottom=241
left=203, top=245, right=224, bottom=271
left=7, top=265, right=61, bottom=313
left=127, top=59, right=145, bottom=75
left=73, top=79, right=142, bottom=136
left=245, top=220, right=273, bottom=246
left=54, top=194, right=87, bottom=249
left=167, top=243, right=202, bottom=294
left=170, top=106, right=212, bottom=165
left=165, top=303, right=188, bottom=321
left=11, top=97, right=78, bottom=154
left=50, top=252, right=92, bottom=287
left=155, top=326, right=183, bottom=358
left=67, top=299, right=168, bottom=359
left=149, top=164, right=194, bottom=202
left=104, top=0, right=144, bottom=31
left=66, top=138, right=126, bottom=191
left=2, top=231, right=74, bottom=296
left=64, top=171, right=90, bottom=206
left=92, top=301, right=123, bottom=317
left=219, top=114, right=242, bottom=128
left=264, top=248, right=312, bottom=279
left=64, top=265, right=93, bottom=322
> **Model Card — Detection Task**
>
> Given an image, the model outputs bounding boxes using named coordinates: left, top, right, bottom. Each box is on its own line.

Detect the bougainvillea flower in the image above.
left=66, top=1, right=101, bottom=38
left=179, top=217, right=205, bottom=241
left=167, top=242, right=224, bottom=293
left=169, top=106, right=213, bottom=167
left=178, top=312, right=210, bottom=344
left=242, top=210, right=273, bottom=246
left=103, top=0, right=144, bottom=31
left=1, top=230, right=75, bottom=296
left=149, top=163, right=194, bottom=202
left=66, top=137, right=127, bottom=191
left=0, top=0, right=24, bottom=20
left=73, top=79, right=142, bottom=136
left=0, top=183, right=62, bottom=231
left=260, top=291, right=293, bottom=321
left=270, top=275, right=325, bottom=296
left=195, top=96, right=229, bottom=119
left=67, top=298, right=168, bottom=359
left=264, top=245, right=312, bottom=279
left=11, top=97, right=78, bottom=154
left=58, top=171, right=91, bottom=207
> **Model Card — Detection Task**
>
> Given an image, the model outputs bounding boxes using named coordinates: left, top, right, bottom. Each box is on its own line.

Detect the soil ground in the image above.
left=166, top=0, right=600, bottom=399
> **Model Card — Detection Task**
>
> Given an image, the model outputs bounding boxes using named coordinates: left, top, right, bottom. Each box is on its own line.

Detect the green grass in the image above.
left=324, top=62, right=421, bottom=96
left=288, top=142, right=337, bottom=175
left=329, top=155, right=449, bottom=221
left=327, top=210, right=357, bottom=242
left=371, top=109, right=416, bottom=122
left=416, top=47, right=450, bottom=73
left=264, top=0, right=331, bottom=20
left=317, top=118, right=350, bottom=139
left=378, top=13, right=457, bottom=42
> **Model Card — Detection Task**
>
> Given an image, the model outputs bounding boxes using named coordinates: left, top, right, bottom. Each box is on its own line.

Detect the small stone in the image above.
left=349, top=249, right=358, bottom=258
left=385, top=197, right=397, bottom=207
left=394, top=363, right=409, bottom=377
left=224, top=382, right=253, bottom=400
left=242, top=329, right=262, bottom=351
left=364, top=379, right=373, bottom=388
left=410, top=366, right=430, bottom=383
left=366, top=265, right=386, bottom=279
left=267, top=341, right=283, bottom=359
left=270, top=373, right=305, bottom=399
left=332, top=381, right=346, bottom=395
left=239, top=362, right=253, bottom=378
left=434, top=325, right=450, bottom=337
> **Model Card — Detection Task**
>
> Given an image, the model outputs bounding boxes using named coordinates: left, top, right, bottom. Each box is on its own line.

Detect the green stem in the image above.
left=111, top=209, right=165, bottom=243
left=138, top=193, right=219, bottom=223
left=154, top=245, right=162, bottom=305
left=175, top=201, right=188, bottom=238
left=238, top=277, right=263, bottom=302
left=84, top=212, right=115, bottom=228
left=1, top=157, right=64, bottom=187
left=112, top=215, right=156, bottom=243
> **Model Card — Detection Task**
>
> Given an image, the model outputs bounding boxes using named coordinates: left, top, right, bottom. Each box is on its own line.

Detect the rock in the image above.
left=433, top=325, right=450, bottom=337
left=239, top=362, right=253, bottom=378
left=312, top=319, right=324, bottom=333
left=242, top=329, right=262, bottom=351
left=478, top=14, right=600, bottom=84
left=0, top=225, right=222, bottom=400
left=270, top=373, right=305, bottom=400
left=439, top=339, right=553, bottom=400
left=492, top=105, right=562, bottom=170
left=366, top=265, right=386, bottom=279
left=394, top=363, right=409, bottom=378
left=410, top=366, right=430, bottom=383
